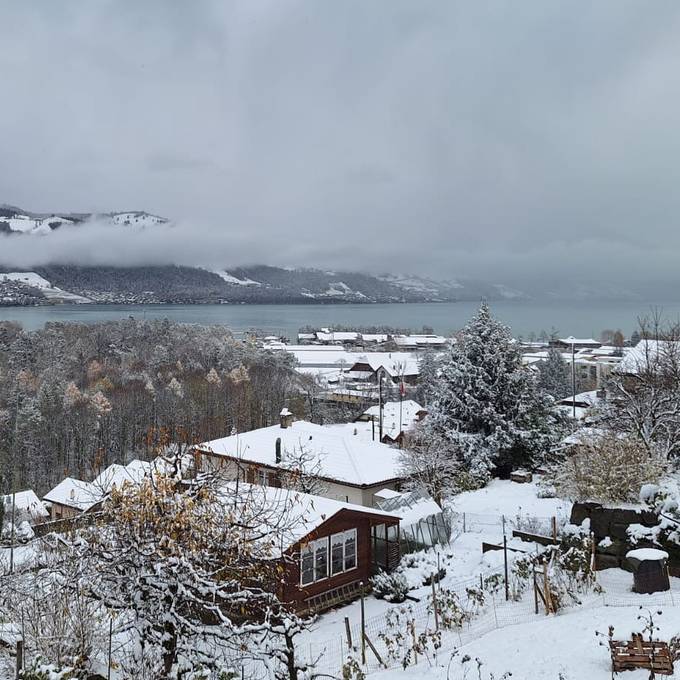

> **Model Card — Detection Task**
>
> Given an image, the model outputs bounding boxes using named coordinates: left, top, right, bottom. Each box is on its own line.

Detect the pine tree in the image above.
left=537, top=347, right=571, bottom=399
left=424, top=303, right=560, bottom=487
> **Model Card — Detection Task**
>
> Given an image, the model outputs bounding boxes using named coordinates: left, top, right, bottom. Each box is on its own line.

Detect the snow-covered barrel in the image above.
left=625, top=548, right=670, bottom=594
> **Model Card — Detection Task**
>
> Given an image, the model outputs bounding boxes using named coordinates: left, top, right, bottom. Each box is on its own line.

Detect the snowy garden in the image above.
left=1, top=304, right=680, bottom=678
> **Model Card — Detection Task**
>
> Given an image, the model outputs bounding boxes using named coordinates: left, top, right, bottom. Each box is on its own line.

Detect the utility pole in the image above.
left=571, top=340, right=576, bottom=420
left=9, top=490, right=15, bottom=574
left=378, top=369, right=384, bottom=442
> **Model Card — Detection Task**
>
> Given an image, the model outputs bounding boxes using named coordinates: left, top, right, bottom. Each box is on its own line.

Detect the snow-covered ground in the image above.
left=298, top=480, right=680, bottom=679
left=372, top=602, right=680, bottom=680
left=449, top=478, right=570, bottom=520
left=0, top=272, right=90, bottom=303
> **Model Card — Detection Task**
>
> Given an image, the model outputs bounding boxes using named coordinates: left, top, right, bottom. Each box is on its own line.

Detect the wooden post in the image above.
left=533, top=571, right=539, bottom=615
left=542, top=561, right=553, bottom=614
left=431, top=575, right=439, bottom=630
left=15, top=640, right=23, bottom=680
left=344, top=616, right=353, bottom=650
left=364, top=634, right=385, bottom=667
left=411, top=623, right=418, bottom=664
left=437, top=553, right=442, bottom=592
left=591, top=531, right=597, bottom=575
left=551, top=516, right=557, bottom=543
left=107, top=616, right=113, bottom=680
left=480, top=573, right=483, bottom=590
left=462, top=512, right=466, bottom=533
left=360, top=585, right=366, bottom=665
left=503, top=534, right=510, bottom=602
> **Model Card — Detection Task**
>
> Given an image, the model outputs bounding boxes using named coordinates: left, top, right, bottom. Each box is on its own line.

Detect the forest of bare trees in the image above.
left=0, top=319, right=302, bottom=495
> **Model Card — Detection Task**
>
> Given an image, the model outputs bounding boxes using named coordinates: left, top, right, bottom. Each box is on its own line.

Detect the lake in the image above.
left=2, top=300, right=680, bottom=339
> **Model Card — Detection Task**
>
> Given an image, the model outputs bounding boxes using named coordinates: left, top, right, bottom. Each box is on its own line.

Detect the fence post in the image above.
left=463, top=512, right=466, bottom=533
left=551, top=516, right=557, bottom=543
left=15, top=640, right=23, bottom=680
left=591, top=531, right=597, bottom=576
left=533, top=571, right=539, bottom=615
left=503, top=534, right=509, bottom=602
left=107, top=615, right=113, bottom=680
left=542, top=561, right=553, bottom=614
left=431, top=575, right=440, bottom=630
left=360, top=584, right=366, bottom=665
left=344, top=616, right=353, bottom=650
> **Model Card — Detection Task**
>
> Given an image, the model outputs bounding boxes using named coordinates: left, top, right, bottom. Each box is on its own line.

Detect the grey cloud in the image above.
left=1, top=0, right=680, bottom=293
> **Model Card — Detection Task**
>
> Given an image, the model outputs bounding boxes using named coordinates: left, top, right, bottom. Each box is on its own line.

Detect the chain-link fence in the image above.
left=447, top=510, right=570, bottom=539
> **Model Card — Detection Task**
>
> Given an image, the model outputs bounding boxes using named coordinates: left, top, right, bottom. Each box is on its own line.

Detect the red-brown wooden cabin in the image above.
left=241, top=485, right=401, bottom=615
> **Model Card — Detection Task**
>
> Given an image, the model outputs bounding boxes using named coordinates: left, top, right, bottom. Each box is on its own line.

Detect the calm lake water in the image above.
left=2, top=301, right=680, bottom=339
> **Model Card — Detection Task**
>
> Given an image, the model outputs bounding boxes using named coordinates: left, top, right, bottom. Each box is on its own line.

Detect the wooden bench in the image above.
left=610, top=634, right=674, bottom=675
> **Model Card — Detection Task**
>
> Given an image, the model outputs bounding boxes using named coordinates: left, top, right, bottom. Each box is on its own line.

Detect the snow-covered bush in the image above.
left=371, top=571, right=410, bottom=603
left=399, top=550, right=449, bottom=587
left=19, top=659, right=77, bottom=679
left=552, top=434, right=667, bottom=502
left=429, top=588, right=469, bottom=630
left=379, top=606, right=442, bottom=668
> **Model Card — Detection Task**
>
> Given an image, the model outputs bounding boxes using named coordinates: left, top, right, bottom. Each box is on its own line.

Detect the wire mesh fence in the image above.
left=447, top=510, right=570, bottom=539
left=304, top=558, right=680, bottom=677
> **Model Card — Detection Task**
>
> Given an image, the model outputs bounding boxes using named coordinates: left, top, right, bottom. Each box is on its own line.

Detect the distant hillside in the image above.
left=29, top=265, right=472, bottom=304
left=0, top=203, right=532, bottom=305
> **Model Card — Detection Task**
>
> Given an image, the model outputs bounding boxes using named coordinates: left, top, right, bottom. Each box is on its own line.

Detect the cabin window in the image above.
left=256, top=469, right=269, bottom=486
left=331, top=529, right=357, bottom=575
left=300, top=537, right=328, bottom=585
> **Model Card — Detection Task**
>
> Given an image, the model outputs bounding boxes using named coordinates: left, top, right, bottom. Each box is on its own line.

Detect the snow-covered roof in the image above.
left=197, top=421, right=405, bottom=486
left=316, top=331, right=360, bottom=342
left=558, top=336, right=601, bottom=346
left=560, top=427, right=614, bottom=447
left=43, top=477, right=101, bottom=512
left=617, top=340, right=680, bottom=375
left=363, top=399, right=425, bottom=422
left=348, top=353, right=421, bottom=378
left=92, top=459, right=151, bottom=493
left=220, top=483, right=400, bottom=553
left=2, top=489, right=49, bottom=519
left=393, top=334, right=448, bottom=347
left=44, top=460, right=152, bottom=511
left=557, top=391, right=600, bottom=408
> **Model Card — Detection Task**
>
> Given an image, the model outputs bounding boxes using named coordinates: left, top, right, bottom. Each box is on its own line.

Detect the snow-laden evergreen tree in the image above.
left=537, top=347, right=571, bottom=400
left=424, top=303, right=560, bottom=487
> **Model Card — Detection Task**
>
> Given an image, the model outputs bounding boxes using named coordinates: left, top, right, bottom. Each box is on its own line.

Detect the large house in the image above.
left=194, top=413, right=406, bottom=507
left=242, top=484, right=401, bottom=613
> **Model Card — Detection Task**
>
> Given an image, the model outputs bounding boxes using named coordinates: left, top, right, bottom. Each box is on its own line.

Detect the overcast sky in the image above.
left=2, top=1, right=680, bottom=292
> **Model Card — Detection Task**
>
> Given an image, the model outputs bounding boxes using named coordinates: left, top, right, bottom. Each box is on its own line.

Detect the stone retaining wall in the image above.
left=569, top=502, right=680, bottom=572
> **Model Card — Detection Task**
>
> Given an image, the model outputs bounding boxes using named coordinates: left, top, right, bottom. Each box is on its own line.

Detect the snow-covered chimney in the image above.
left=280, top=407, right=294, bottom=429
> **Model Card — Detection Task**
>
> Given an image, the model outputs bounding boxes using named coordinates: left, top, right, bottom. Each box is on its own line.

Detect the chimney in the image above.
left=275, top=437, right=282, bottom=463
left=280, top=407, right=294, bottom=429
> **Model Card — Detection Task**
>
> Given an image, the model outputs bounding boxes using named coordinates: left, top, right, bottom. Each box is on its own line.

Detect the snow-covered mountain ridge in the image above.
left=0, top=204, right=529, bottom=304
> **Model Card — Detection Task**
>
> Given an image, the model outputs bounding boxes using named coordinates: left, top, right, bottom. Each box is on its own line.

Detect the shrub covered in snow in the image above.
left=370, top=571, right=410, bottom=603
left=19, top=659, right=77, bottom=679
left=552, top=434, right=667, bottom=502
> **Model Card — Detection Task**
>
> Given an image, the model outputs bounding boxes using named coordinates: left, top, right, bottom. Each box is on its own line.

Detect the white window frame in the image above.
left=256, top=469, right=269, bottom=486
left=330, top=528, right=358, bottom=576
left=300, top=537, right=329, bottom=586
